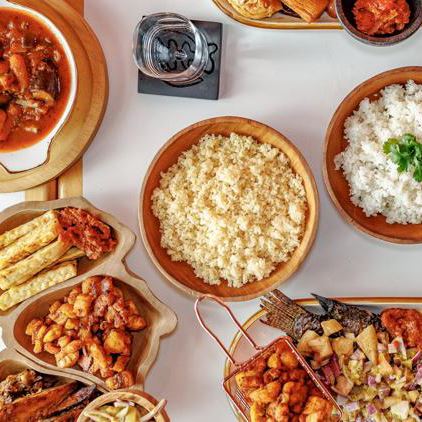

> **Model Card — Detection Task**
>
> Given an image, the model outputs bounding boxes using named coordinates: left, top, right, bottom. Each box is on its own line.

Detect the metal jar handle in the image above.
left=195, top=294, right=263, bottom=366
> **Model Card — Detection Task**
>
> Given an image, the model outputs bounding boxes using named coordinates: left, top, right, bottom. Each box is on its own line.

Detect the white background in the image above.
left=1, top=0, right=422, bottom=420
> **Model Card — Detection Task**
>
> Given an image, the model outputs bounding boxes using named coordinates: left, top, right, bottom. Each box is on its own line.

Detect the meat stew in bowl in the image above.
left=0, top=8, right=72, bottom=152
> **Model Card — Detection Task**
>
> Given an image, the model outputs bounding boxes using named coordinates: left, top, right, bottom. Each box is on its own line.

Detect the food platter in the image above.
left=212, top=0, right=341, bottom=29
left=0, top=196, right=177, bottom=391
left=0, top=0, right=108, bottom=193
left=324, top=66, right=422, bottom=244
left=225, top=297, right=422, bottom=421
left=140, top=116, right=319, bottom=302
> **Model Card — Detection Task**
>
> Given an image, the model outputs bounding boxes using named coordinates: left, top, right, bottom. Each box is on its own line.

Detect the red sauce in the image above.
left=353, top=0, right=411, bottom=36
left=0, top=9, right=71, bottom=152
left=381, top=308, right=422, bottom=350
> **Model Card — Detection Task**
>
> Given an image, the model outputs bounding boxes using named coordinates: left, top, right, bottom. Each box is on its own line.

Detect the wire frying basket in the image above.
left=195, top=295, right=342, bottom=422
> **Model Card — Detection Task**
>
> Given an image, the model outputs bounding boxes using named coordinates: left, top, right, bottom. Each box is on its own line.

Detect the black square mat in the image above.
left=137, top=20, right=222, bottom=100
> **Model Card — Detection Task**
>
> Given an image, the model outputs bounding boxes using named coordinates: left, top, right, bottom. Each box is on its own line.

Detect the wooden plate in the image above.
left=324, top=66, right=422, bottom=244
left=212, top=0, right=341, bottom=29
left=0, top=197, right=177, bottom=390
left=78, top=389, right=170, bottom=422
left=0, top=196, right=135, bottom=316
left=3, top=266, right=177, bottom=390
left=0, top=347, right=106, bottom=391
left=0, top=0, right=108, bottom=193
left=140, top=116, right=319, bottom=302
left=224, top=297, right=422, bottom=421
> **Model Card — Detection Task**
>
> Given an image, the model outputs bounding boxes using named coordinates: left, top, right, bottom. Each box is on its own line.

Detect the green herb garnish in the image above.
left=383, top=133, right=422, bottom=182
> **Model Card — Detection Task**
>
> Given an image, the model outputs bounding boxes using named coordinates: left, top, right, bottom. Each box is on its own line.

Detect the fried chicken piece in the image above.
left=112, top=356, right=130, bottom=373
left=73, top=294, right=94, bottom=318
left=81, top=276, right=102, bottom=296
left=105, top=370, right=134, bottom=390
left=249, top=381, right=281, bottom=404
left=86, top=341, right=110, bottom=370
left=104, top=329, right=132, bottom=355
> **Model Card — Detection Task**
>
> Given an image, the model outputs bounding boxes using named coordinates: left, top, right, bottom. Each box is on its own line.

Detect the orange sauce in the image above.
left=0, top=9, right=71, bottom=152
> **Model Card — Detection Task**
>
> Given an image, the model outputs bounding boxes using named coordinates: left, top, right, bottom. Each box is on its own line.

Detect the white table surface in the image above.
left=1, top=0, right=422, bottom=420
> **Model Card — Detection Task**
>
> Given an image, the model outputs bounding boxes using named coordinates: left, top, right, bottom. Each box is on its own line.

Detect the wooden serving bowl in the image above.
left=324, top=66, right=422, bottom=243
left=140, top=116, right=319, bottom=301
left=0, top=196, right=135, bottom=316
left=78, top=389, right=170, bottom=422
left=2, top=266, right=177, bottom=391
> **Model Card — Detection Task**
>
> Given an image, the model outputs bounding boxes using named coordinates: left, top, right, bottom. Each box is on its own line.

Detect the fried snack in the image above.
left=55, top=247, right=85, bottom=265
left=0, top=239, right=70, bottom=290
left=227, top=0, right=283, bottom=19
left=25, top=276, right=147, bottom=390
left=0, top=261, right=77, bottom=311
left=236, top=342, right=335, bottom=422
left=0, top=210, right=57, bottom=250
left=0, top=214, right=60, bottom=270
left=58, top=208, right=116, bottom=260
left=281, top=0, right=329, bottom=22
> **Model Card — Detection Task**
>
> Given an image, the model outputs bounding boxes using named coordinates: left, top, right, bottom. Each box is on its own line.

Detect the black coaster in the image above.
left=137, top=20, right=222, bottom=100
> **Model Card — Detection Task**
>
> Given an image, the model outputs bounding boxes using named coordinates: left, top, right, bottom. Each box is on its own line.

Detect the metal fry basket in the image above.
left=195, top=294, right=342, bottom=422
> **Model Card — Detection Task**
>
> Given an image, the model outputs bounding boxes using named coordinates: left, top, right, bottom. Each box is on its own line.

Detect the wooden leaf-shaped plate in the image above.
left=0, top=195, right=135, bottom=318
left=2, top=265, right=177, bottom=390
left=140, top=116, right=319, bottom=302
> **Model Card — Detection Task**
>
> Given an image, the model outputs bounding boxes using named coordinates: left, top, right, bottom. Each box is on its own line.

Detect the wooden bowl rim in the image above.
left=77, top=389, right=170, bottom=422
left=139, top=116, right=320, bottom=301
left=323, top=66, right=422, bottom=244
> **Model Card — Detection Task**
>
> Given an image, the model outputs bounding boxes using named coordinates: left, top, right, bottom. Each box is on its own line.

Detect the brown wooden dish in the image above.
left=140, top=116, right=319, bottom=301
left=324, top=66, right=422, bottom=243
left=0, top=0, right=108, bottom=193
left=0, top=196, right=177, bottom=391
left=212, top=0, right=341, bottom=29
left=78, top=389, right=170, bottom=422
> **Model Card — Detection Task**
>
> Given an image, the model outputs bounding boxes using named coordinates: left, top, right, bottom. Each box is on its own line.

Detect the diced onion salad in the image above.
left=84, top=400, right=143, bottom=422
left=340, top=337, right=422, bottom=421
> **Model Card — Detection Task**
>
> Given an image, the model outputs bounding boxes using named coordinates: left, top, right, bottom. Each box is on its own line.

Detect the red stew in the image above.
left=0, top=9, right=71, bottom=152
left=353, top=0, right=411, bottom=36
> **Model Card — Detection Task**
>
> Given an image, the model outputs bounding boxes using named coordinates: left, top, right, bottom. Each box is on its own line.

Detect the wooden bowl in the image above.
left=324, top=66, right=422, bottom=243
left=336, top=0, right=422, bottom=46
left=140, top=117, right=319, bottom=302
left=78, top=389, right=170, bottom=422
left=2, top=266, right=177, bottom=390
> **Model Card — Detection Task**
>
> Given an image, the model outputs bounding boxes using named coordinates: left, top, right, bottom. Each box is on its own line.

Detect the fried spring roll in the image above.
left=0, top=239, right=71, bottom=290
left=54, top=247, right=85, bottom=264
left=0, top=260, right=77, bottom=311
left=0, top=215, right=60, bottom=270
left=282, top=0, right=329, bottom=22
left=0, top=210, right=57, bottom=250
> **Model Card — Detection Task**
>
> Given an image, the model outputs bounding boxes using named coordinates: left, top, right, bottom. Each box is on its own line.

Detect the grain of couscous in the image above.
left=151, top=133, right=307, bottom=288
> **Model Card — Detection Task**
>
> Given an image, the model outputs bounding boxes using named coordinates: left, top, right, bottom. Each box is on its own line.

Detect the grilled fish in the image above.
left=312, top=294, right=382, bottom=335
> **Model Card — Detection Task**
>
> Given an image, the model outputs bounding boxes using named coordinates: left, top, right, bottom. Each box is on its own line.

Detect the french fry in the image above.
left=0, top=215, right=60, bottom=270
left=0, top=261, right=77, bottom=311
left=0, top=210, right=57, bottom=250
left=0, top=239, right=71, bottom=290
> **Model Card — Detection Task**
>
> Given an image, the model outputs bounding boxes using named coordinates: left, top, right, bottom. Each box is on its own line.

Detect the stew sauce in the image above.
left=0, top=9, right=71, bottom=152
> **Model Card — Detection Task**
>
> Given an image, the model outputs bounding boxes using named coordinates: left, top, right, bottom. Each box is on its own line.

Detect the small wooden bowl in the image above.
left=78, top=389, right=170, bottom=422
left=324, top=66, right=422, bottom=243
left=336, top=0, right=422, bottom=46
left=140, top=116, right=319, bottom=302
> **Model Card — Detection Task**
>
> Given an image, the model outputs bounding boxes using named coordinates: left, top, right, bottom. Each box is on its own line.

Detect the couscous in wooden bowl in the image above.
left=139, top=116, right=319, bottom=302
left=324, top=66, right=422, bottom=244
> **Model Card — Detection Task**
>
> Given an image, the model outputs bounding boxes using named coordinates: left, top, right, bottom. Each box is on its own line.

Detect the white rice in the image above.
left=334, top=80, right=422, bottom=224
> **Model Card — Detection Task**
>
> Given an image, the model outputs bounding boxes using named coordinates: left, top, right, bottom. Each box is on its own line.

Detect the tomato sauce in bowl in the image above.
left=0, top=9, right=72, bottom=152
